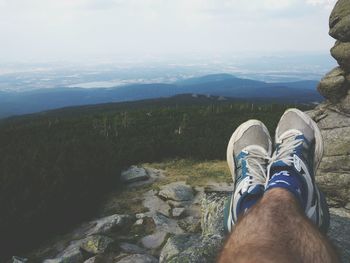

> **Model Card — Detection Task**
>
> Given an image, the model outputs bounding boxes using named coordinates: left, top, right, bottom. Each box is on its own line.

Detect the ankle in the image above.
left=262, top=188, right=300, bottom=209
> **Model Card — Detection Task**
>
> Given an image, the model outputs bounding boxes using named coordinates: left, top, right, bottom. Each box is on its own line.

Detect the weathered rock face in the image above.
left=308, top=107, right=350, bottom=207
left=340, top=90, right=350, bottom=113
left=309, top=0, right=350, bottom=208
left=331, top=41, right=350, bottom=70
left=321, top=0, right=350, bottom=112
left=317, top=67, right=348, bottom=102
left=329, top=0, right=350, bottom=42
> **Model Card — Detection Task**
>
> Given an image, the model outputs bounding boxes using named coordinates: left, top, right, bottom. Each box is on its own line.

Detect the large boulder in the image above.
left=329, top=0, right=350, bottom=41
left=331, top=41, right=350, bottom=71
left=317, top=67, right=348, bottom=102
left=308, top=107, right=350, bottom=206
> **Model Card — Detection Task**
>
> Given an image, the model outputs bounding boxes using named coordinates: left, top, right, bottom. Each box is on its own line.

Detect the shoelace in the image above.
left=236, top=147, right=270, bottom=193
left=265, top=131, right=303, bottom=187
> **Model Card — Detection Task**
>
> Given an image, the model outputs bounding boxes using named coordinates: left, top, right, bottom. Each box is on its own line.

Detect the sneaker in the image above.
left=266, top=108, right=330, bottom=233
left=224, top=120, right=272, bottom=233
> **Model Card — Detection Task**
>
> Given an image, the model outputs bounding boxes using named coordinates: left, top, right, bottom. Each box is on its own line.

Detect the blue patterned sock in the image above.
left=236, top=185, right=264, bottom=217
left=265, top=167, right=307, bottom=209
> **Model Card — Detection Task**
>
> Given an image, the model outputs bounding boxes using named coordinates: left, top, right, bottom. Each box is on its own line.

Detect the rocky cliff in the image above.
left=309, top=0, right=350, bottom=208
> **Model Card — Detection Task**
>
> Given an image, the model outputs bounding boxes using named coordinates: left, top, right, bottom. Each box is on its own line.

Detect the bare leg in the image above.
left=218, top=188, right=339, bottom=263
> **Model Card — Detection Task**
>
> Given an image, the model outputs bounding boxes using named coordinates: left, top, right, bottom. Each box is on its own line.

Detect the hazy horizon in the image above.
left=0, top=0, right=338, bottom=63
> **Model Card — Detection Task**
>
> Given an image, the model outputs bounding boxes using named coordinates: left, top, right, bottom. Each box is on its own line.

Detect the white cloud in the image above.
left=0, top=0, right=337, bottom=62
left=306, top=0, right=337, bottom=9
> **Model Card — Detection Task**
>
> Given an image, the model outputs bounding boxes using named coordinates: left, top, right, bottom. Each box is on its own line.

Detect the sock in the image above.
left=236, top=185, right=264, bottom=217
left=265, top=166, right=307, bottom=209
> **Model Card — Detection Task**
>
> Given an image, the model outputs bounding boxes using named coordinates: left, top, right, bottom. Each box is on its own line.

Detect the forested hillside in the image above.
left=0, top=96, right=313, bottom=260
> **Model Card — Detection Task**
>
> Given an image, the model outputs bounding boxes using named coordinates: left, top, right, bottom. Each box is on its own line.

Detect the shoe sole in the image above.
left=225, top=120, right=272, bottom=232
left=277, top=108, right=327, bottom=231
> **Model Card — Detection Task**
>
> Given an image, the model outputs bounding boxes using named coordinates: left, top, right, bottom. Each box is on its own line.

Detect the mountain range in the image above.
left=0, top=73, right=322, bottom=118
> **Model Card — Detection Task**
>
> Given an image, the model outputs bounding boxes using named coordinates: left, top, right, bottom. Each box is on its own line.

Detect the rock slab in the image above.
left=159, top=182, right=194, bottom=201
left=121, top=166, right=150, bottom=183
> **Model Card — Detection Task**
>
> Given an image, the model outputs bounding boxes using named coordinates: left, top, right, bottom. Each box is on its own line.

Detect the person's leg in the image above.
left=222, top=109, right=339, bottom=262
left=218, top=188, right=339, bottom=263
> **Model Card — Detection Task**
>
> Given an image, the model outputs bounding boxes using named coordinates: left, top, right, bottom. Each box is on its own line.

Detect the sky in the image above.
left=0, top=0, right=338, bottom=62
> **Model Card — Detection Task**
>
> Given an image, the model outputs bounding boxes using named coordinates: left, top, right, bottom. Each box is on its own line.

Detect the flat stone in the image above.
left=329, top=0, right=350, bottom=41
left=331, top=41, right=350, bottom=70
left=152, top=212, right=183, bottom=234
left=43, top=240, right=84, bottom=263
left=172, top=208, right=185, bottom=218
left=141, top=231, right=168, bottom=249
left=119, top=242, right=147, bottom=254
left=159, top=234, right=223, bottom=263
left=80, top=235, right=114, bottom=254
left=159, top=182, right=194, bottom=201
left=121, top=166, right=150, bottom=183
left=317, top=67, right=348, bottom=102
left=126, top=167, right=166, bottom=188
left=115, top=254, right=158, bottom=263
left=87, top=214, right=133, bottom=236
left=143, top=190, right=171, bottom=217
